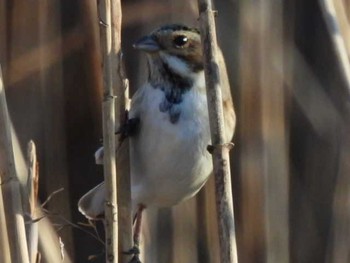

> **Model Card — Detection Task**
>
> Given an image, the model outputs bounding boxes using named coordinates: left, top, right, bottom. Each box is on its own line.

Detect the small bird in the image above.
left=78, top=24, right=236, bottom=262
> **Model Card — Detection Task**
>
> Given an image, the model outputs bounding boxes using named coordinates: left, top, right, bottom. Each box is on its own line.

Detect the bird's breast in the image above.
left=130, top=85, right=212, bottom=207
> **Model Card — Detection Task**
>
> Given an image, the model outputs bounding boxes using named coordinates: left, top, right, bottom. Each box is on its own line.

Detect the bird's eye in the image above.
left=173, top=35, right=188, bottom=48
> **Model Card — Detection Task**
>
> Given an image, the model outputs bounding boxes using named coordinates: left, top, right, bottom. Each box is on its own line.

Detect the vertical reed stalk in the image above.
left=0, top=66, right=30, bottom=263
left=197, top=1, right=238, bottom=263
left=0, top=169, right=11, bottom=263
left=110, top=1, right=133, bottom=261
left=321, top=1, right=350, bottom=262
left=98, top=1, right=119, bottom=262
left=25, top=141, right=39, bottom=263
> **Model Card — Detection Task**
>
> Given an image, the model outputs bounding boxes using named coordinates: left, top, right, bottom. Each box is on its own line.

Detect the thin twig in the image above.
left=197, top=1, right=238, bottom=263
left=78, top=220, right=104, bottom=243
left=41, top=208, right=105, bottom=245
left=41, top=188, right=64, bottom=208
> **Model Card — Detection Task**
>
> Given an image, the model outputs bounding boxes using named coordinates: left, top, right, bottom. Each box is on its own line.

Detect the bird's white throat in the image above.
left=160, top=52, right=206, bottom=91
left=160, top=52, right=189, bottom=76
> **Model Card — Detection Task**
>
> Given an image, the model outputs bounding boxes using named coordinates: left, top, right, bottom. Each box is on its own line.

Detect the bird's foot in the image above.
left=123, top=246, right=140, bottom=255
left=129, top=255, right=142, bottom=263
left=123, top=246, right=141, bottom=263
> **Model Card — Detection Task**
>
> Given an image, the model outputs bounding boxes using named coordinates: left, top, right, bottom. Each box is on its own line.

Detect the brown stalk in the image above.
left=25, top=140, right=39, bottom=263
left=197, top=1, right=238, bottom=263
left=0, top=65, right=30, bottom=263
left=98, top=1, right=119, bottom=262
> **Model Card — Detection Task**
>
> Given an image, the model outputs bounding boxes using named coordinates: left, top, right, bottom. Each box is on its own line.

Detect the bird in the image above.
left=78, top=23, right=236, bottom=262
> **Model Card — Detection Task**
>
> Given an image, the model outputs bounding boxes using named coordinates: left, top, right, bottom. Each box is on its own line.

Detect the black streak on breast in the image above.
left=151, top=61, right=193, bottom=124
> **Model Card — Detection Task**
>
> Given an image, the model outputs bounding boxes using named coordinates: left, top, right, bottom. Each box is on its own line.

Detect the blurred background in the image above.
left=1, top=0, right=350, bottom=262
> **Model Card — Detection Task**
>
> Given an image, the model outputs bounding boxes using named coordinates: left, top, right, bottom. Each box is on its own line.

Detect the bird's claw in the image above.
left=123, top=246, right=140, bottom=255
left=129, top=255, right=142, bottom=263
left=123, top=246, right=141, bottom=263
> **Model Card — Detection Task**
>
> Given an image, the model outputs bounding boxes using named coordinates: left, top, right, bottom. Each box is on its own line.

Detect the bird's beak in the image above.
left=133, top=35, right=160, bottom=52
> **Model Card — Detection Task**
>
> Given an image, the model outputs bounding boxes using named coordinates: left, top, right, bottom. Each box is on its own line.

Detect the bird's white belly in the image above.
left=130, top=87, right=211, bottom=207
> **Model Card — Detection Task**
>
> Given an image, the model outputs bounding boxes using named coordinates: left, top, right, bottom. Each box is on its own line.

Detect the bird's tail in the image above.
left=78, top=181, right=106, bottom=219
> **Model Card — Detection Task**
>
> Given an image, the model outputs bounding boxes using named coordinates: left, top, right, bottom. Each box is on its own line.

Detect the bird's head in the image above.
left=133, top=24, right=204, bottom=80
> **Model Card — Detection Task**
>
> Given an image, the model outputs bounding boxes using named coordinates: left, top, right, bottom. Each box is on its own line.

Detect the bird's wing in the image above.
left=218, top=49, right=236, bottom=142
left=78, top=140, right=130, bottom=219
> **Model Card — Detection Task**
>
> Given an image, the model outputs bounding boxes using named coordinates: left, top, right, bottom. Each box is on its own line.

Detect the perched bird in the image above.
left=78, top=24, right=236, bottom=262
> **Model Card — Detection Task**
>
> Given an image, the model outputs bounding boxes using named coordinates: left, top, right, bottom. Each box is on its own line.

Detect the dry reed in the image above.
left=25, top=141, right=39, bottom=263
left=197, top=1, right=238, bottom=262
left=0, top=65, right=30, bottom=263
left=110, top=1, right=133, bottom=261
left=99, top=0, right=119, bottom=262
